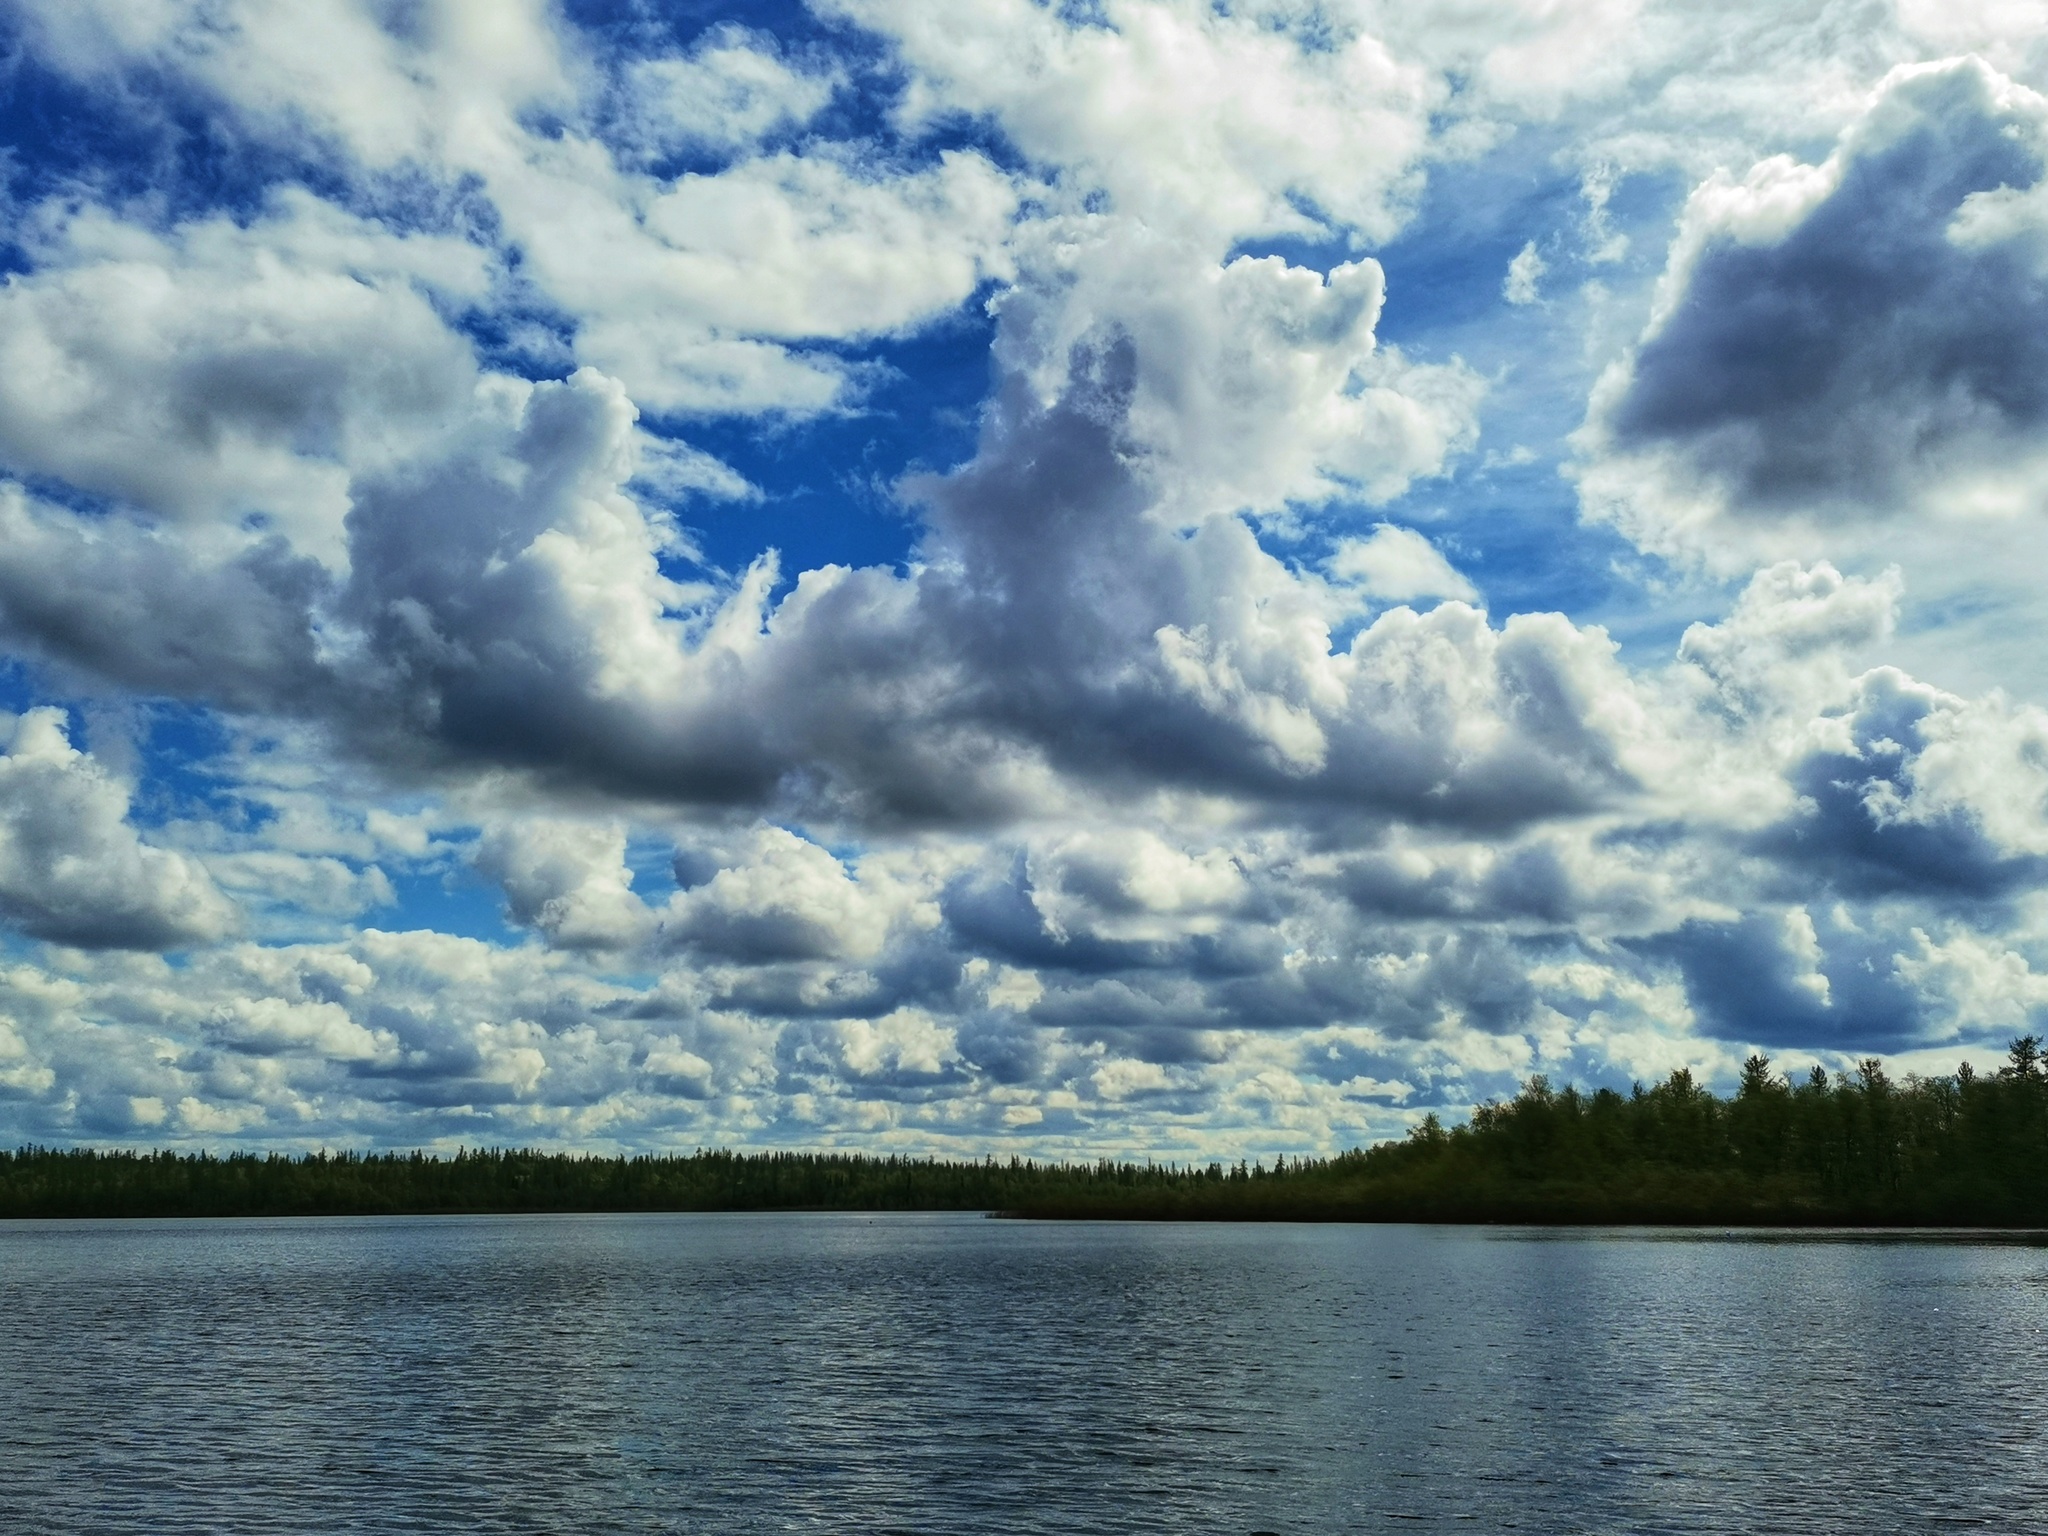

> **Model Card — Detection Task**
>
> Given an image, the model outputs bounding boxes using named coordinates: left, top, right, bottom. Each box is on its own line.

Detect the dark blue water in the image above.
left=3, top=1215, right=2046, bottom=1534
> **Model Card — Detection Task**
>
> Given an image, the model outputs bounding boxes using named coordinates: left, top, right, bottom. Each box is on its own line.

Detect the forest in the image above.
left=6, top=1039, right=2048, bottom=1223
left=0, top=1142, right=1206, bottom=1220
left=1012, top=1038, right=2048, bottom=1223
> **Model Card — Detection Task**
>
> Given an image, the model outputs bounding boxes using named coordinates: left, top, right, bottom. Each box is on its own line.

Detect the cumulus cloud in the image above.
left=1327, top=525, right=1479, bottom=605
left=10, top=0, right=1020, bottom=418
left=1644, top=905, right=1926, bottom=1053
left=1751, top=668, right=2048, bottom=900
left=661, top=828, right=895, bottom=963
left=534, top=144, right=1021, bottom=415
left=838, top=0, right=1436, bottom=247
left=1676, top=559, right=1901, bottom=721
left=828, top=0, right=1483, bottom=518
left=0, top=347, right=1643, bottom=837
left=8, top=0, right=576, bottom=172
left=0, top=1, right=1500, bottom=824
left=999, top=247, right=1483, bottom=519
left=0, top=710, right=237, bottom=949
left=615, top=27, right=839, bottom=159
left=0, top=191, right=489, bottom=567
left=204, top=852, right=395, bottom=926
left=1582, top=58, right=2048, bottom=559
left=474, top=818, right=652, bottom=951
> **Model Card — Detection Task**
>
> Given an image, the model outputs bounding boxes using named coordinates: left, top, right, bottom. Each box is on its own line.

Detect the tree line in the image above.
left=1015, top=1038, right=2048, bottom=1222
left=7, top=1039, right=2048, bottom=1223
left=0, top=1145, right=1220, bottom=1219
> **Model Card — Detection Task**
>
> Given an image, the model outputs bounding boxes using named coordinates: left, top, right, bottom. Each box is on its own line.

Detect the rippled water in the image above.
left=4, top=1215, right=2047, bottom=1534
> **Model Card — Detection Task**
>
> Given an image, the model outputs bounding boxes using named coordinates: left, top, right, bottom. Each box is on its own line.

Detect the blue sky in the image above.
left=1, top=0, right=2047, bottom=1155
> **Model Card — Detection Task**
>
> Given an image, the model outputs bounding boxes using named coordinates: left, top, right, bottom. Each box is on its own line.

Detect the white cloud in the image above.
left=1503, top=240, right=1546, bottom=304
left=617, top=27, right=839, bottom=158
left=662, top=828, right=895, bottom=963
left=209, top=995, right=392, bottom=1062
left=551, top=146, right=1021, bottom=413
left=10, top=0, right=1019, bottom=420
left=1676, top=560, right=1901, bottom=721
left=9, top=0, right=575, bottom=170
left=1011, top=246, right=1483, bottom=518
left=0, top=191, right=489, bottom=568
left=1327, top=525, right=1479, bottom=605
left=474, top=819, right=653, bottom=951
left=205, top=852, right=395, bottom=926
left=0, top=710, right=238, bottom=950
left=1026, top=828, right=1250, bottom=946
left=839, top=0, right=1436, bottom=248
left=824, top=1, right=1484, bottom=518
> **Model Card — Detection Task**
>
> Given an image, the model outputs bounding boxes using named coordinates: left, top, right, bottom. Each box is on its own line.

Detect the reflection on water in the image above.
left=3, top=1214, right=2045, bottom=1534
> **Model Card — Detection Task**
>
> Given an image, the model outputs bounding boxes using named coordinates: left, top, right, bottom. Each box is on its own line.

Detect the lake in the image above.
left=2, top=1214, right=2044, bottom=1533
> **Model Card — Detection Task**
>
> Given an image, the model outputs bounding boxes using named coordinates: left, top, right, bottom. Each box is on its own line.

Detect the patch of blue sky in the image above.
left=111, top=702, right=253, bottom=835
left=657, top=300, right=997, bottom=581
left=566, top=0, right=855, bottom=58
left=0, top=33, right=357, bottom=236
left=382, top=866, right=529, bottom=947
left=0, top=672, right=250, bottom=839
left=0, top=655, right=44, bottom=719
left=623, top=830, right=683, bottom=906
left=1223, top=225, right=1360, bottom=276
left=1348, top=141, right=1732, bottom=663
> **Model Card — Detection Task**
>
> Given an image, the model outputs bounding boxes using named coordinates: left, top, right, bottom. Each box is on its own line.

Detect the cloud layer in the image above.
left=0, top=0, right=2043, bottom=1154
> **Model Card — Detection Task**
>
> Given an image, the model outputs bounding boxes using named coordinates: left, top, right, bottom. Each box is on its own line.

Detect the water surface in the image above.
left=3, top=1214, right=2045, bottom=1533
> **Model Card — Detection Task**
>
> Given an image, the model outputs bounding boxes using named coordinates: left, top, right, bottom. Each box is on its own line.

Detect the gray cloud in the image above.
left=940, top=857, right=1181, bottom=976
left=1598, top=59, right=2048, bottom=522
left=0, top=193, right=491, bottom=564
left=1645, top=907, right=1924, bottom=1054
left=0, top=344, right=1647, bottom=840
left=1751, top=669, right=2048, bottom=901
left=0, top=492, right=329, bottom=712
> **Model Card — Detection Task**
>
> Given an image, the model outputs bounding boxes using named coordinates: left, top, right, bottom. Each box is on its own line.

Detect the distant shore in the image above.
left=10, top=1043, right=2048, bottom=1226
left=12, top=1036, right=2048, bottom=1228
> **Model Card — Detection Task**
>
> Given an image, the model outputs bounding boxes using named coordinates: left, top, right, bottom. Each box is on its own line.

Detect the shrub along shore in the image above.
left=8, top=1039, right=2048, bottom=1225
